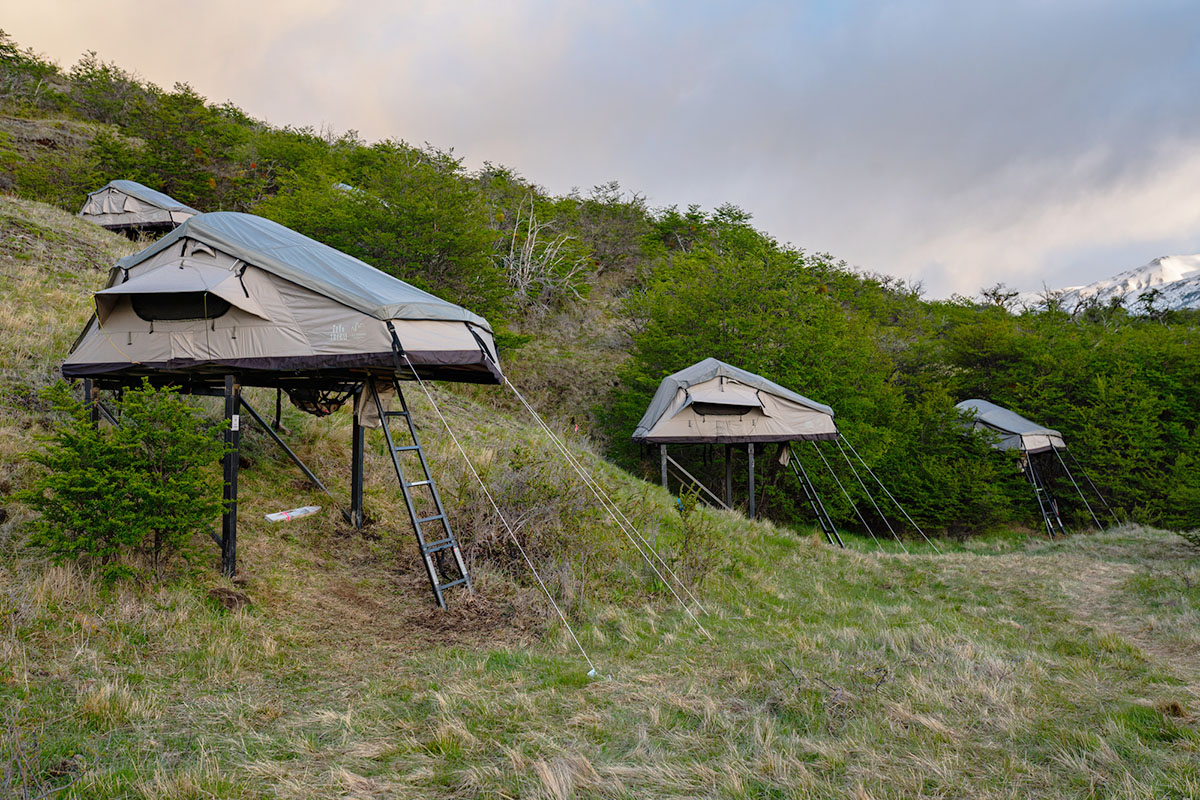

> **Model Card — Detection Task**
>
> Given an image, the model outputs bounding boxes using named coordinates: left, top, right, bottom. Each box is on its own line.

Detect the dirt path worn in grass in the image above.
left=1057, top=549, right=1200, bottom=686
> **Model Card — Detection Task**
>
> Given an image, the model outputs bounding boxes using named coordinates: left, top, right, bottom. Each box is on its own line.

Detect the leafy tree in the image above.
left=0, top=29, right=64, bottom=111
left=256, top=141, right=511, bottom=323
left=20, top=381, right=226, bottom=581
left=67, top=52, right=149, bottom=126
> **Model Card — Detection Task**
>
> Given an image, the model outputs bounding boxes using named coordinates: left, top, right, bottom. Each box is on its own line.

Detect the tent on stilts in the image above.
left=632, top=358, right=938, bottom=552
left=63, top=211, right=501, bottom=607
left=954, top=399, right=1117, bottom=537
left=79, top=180, right=199, bottom=235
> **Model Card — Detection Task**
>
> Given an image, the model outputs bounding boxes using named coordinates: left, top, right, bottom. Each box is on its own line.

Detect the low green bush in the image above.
left=20, top=380, right=227, bottom=581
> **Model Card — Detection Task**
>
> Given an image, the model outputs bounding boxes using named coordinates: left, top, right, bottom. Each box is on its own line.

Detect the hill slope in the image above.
left=2, top=198, right=1199, bottom=798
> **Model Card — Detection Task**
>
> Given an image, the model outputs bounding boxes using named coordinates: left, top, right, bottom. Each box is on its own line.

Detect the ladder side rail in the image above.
left=1023, top=449, right=1057, bottom=538
left=370, top=380, right=445, bottom=606
left=788, top=446, right=837, bottom=546
left=795, top=453, right=841, bottom=547
left=1034, top=455, right=1068, bottom=537
left=390, top=378, right=472, bottom=593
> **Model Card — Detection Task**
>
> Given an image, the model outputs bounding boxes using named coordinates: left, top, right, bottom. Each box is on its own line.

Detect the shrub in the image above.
left=20, top=380, right=226, bottom=581
left=672, top=488, right=721, bottom=586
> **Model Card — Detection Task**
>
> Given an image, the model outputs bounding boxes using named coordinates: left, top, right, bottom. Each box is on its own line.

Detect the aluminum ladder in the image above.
left=787, top=445, right=844, bottom=547
left=1025, top=456, right=1066, bottom=539
left=366, top=379, right=472, bottom=608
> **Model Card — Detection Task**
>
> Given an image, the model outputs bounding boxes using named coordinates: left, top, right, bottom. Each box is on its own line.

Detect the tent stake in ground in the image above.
left=955, top=399, right=1116, bottom=537
left=64, top=211, right=501, bottom=608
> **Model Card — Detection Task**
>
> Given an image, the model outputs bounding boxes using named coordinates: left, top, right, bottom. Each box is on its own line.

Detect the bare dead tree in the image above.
left=500, top=193, right=589, bottom=316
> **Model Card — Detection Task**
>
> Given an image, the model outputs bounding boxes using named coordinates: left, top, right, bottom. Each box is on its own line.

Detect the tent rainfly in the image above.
left=63, top=211, right=502, bottom=607
left=632, top=357, right=838, bottom=444
left=632, top=358, right=937, bottom=551
left=79, top=180, right=199, bottom=232
left=955, top=398, right=1115, bottom=537
left=64, top=211, right=500, bottom=387
left=955, top=398, right=1065, bottom=453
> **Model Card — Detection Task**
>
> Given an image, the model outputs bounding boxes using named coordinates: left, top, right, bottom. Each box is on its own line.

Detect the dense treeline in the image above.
left=1, top=32, right=1196, bottom=534
left=609, top=208, right=1200, bottom=531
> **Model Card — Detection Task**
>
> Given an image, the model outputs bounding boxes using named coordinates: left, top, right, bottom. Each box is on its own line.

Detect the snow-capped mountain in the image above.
left=1029, top=254, right=1200, bottom=312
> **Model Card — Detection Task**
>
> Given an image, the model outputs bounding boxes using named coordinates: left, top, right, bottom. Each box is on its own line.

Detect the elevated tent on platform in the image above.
left=79, top=180, right=199, bottom=232
left=955, top=398, right=1115, bottom=538
left=63, top=211, right=501, bottom=607
left=632, top=358, right=838, bottom=444
left=632, top=359, right=935, bottom=552
left=64, top=211, right=500, bottom=387
left=955, top=398, right=1066, bottom=454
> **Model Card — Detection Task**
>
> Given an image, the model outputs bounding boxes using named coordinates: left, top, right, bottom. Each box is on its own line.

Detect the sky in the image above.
left=5, top=0, right=1200, bottom=298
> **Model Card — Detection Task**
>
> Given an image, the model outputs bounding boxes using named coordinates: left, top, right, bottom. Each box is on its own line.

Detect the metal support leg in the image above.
left=240, top=396, right=329, bottom=493
left=350, top=389, right=365, bottom=529
left=660, top=444, right=668, bottom=491
left=725, top=444, right=733, bottom=506
left=82, top=379, right=99, bottom=426
left=221, top=375, right=241, bottom=577
left=748, top=442, right=756, bottom=520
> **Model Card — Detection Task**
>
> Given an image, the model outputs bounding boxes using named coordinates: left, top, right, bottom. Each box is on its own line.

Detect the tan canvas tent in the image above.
left=63, top=211, right=501, bottom=387
left=632, top=358, right=838, bottom=527
left=63, top=211, right=501, bottom=606
left=632, top=358, right=837, bottom=444
left=632, top=359, right=943, bottom=552
left=79, top=180, right=199, bottom=232
left=955, top=398, right=1114, bottom=537
left=955, top=398, right=1065, bottom=453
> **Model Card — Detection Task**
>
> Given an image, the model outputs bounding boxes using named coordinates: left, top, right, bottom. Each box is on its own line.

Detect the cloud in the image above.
left=6, top=0, right=1200, bottom=296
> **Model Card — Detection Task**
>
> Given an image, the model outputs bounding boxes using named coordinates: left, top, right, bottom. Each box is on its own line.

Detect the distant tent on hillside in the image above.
left=79, top=180, right=199, bottom=234
left=64, top=211, right=501, bottom=607
left=955, top=399, right=1116, bottom=536
left=956, top=398, right=1066, bottom=453
left=633, top=358, right=936, bottom=551
left=632, top=357, right=838, bottom=446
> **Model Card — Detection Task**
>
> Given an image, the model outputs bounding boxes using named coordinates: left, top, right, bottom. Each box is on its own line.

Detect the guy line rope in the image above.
left=403, top=352, right=709, bottom=638
left=498, top=373, right=712, bottom=639
left=401, top=355, right=598, bottom=675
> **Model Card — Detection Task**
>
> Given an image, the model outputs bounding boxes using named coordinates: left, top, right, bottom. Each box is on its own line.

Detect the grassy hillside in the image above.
left=3, top=200, right=1200, bottom=798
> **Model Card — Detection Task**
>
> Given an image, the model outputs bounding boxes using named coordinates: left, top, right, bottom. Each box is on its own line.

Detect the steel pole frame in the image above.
left=221, top=375, right=241, bottom=577
left=350, top=384, right=366, bottom=529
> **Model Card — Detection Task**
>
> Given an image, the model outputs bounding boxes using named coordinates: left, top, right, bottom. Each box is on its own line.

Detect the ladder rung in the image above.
left=438, top=577, right=469, bottom=590
left=407, top=479, right=432, bottom=488
left=393, top=445, right=421, bottom=452
left=384, top=410, right=411, bottom=418
left=423, top=538, right=454, bottom=553
left=417, top=514, right=444, bottom=525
